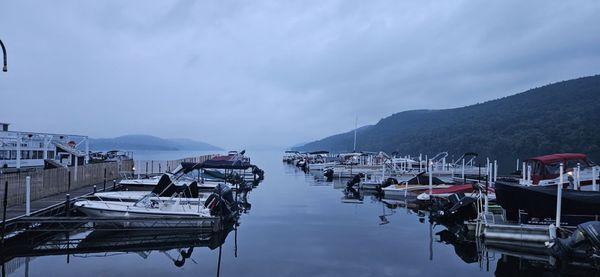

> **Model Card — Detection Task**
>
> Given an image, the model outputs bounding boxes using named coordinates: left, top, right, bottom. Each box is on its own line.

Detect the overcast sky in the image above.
left=1, top=1, right=599, bottom=149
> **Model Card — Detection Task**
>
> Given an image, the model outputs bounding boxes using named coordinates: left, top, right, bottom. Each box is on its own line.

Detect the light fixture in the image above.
left=0, top=39, right=6, bottom=72
left=567, top=171, right=573, bottom=176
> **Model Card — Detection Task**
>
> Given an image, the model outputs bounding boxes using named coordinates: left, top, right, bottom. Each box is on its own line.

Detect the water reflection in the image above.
left=300, top=165, right=600, bottom=276
left=1, top=195, right=251, bottom=277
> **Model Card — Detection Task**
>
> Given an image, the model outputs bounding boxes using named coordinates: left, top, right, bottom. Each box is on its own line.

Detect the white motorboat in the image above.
left=74, top=197, right=212, bottom=218
left=93, top=190, right=211, bottom=203
left=75, top=180, right=240, bottom=220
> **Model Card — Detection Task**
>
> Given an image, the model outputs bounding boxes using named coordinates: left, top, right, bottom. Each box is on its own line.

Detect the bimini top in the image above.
left=527, top=153, right=588, bottom=165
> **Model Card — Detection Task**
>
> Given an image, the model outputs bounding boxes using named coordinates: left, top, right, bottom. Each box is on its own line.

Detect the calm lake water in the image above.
left=2, top=150, right=580, bottom=276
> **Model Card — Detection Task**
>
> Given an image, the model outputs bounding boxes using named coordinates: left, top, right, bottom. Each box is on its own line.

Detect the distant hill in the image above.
left=295, top=75, right=600, bottom=171
left=90, top=135, right=222, bottom=151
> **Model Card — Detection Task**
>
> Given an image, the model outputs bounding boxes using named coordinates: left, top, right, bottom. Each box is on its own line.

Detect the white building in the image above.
left=0, top=122, right=89, bottom=170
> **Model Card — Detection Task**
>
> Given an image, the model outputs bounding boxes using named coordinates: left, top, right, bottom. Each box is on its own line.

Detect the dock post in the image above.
left=428, top=160, right=433, bottom=194
left=576, top=163, right=581, bottom=190
left=461, top=159, right=465, bottom=180
left=2, top=180, right=8, bottom=246
left=65, top=193, right=70, bottom=217
left=485, top=163, right=490, bottom=215
left=556, top=163, right=564, bottom=227
left=593, top=166, right=598, bottom=191
left=113, top=180, right=116, bottom=189
left=522, top=162, right=526, bottom=182
left=145, top=162, right=148, bottom=177
left=25, top=176, right=31, bottom=216
left=103, top=168, right=107, bottom=191
left=68, top=171, right=71, bottom=193
left=93, top=185, right=97, bottom=194
left=493, top=160, right=498, bottom=182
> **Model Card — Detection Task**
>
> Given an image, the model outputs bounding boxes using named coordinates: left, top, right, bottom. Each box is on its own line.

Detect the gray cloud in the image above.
left=1, top=0, right=599, bottom=149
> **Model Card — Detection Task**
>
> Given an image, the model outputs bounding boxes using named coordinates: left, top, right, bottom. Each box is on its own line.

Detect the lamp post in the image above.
left=0, top=39, right=6, bottom=72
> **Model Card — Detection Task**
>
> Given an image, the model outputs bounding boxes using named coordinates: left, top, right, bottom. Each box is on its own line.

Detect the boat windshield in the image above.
left=134, top=193, right=157, bottom=207
left=565, top=158, right=591, bottom=169
left=545, top=162, right=561, bottom=175
left=545, top=158, right=592, bottom=175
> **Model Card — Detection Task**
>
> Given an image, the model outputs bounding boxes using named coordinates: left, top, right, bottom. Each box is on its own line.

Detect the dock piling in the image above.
left=576, top=163, right=581, bottom=190
left=113, top=180, right=116, bottom=189
left=461, top=159, right=465, bottom=180
left=65, top=193, right=70, bottom=217
left=556, top=163, right=564, bottom=227
left=93, top=185, right=97, bottom=194
left=25, top=176, right=31, bottom=216
left=68, top=171, right=71, bottom=193
left=428, top=160, right=433, bottom=194
left=2, top=180, right=8, bottom=246
left=593, top=166, right=598, bottom=191
left=103, top=168, right=107, bottom=191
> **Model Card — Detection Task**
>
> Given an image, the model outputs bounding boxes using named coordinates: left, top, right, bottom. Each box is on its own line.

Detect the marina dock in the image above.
left=1, top=154, right=218, bottom=235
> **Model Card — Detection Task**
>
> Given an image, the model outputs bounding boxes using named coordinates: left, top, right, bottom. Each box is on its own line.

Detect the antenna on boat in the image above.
left=353, top=115, right=357, bottom=152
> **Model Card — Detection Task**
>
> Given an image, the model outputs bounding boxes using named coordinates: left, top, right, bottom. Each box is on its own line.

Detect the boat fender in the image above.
left=417, top=193, right=430, bottom=201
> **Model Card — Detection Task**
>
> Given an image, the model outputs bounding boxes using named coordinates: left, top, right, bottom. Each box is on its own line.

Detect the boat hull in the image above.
left=495, top=181, right=600, bottom=223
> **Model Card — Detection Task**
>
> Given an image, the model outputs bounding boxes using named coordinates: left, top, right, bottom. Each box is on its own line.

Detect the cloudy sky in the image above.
left=1, top=1, right=599, bottom=149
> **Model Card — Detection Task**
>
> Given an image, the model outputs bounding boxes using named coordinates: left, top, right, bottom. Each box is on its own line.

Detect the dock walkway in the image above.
left=3, top=179, right=119, bottom=223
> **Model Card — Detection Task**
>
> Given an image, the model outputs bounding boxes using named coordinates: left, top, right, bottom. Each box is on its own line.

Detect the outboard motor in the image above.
left=430, top=193, right=477, bottom=222
left=380, top=177, right=398, bottom=189
left=324, top=169, right=334, bottom=181
left=550, top=221, right=600, bottom=260
left=346, top=173, right=365, bottom=189
left=204, top=184, right=238, bottom=218
left=252, top=165, right=265, bottom=181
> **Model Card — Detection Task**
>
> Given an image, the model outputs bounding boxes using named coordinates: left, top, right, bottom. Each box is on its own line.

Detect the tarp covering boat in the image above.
left=406, top=172, right=446, bottom=185
left=179, top=159, right=253, bottom=173
left=150, top=174, right=199, bottom=198
left=495, top=181, right=600, bottom=222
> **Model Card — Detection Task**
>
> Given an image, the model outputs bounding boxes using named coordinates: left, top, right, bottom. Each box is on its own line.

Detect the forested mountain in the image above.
left=90, top=135, right=222, bottom=151
left=295, top=75, right=600, bottom=171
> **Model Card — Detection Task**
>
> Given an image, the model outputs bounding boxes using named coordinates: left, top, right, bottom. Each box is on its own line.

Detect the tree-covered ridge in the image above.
left=295, top=75, right=600, bottom=171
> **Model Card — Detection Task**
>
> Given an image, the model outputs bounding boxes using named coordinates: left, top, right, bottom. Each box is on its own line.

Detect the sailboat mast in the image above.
left=353, top=116, right=357, bottom=152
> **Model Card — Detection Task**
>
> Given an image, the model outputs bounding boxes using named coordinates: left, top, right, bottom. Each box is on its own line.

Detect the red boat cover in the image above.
left=527, top=153, right=587, bottom=165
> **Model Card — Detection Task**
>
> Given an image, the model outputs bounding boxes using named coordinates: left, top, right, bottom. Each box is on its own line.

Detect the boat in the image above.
left=416, top=183, right=495, bottom=201
left=93, top=174, right=210, bottom=203
left=519, top=153, right=600, bottom=188
left=74, top=183, right=239, bottom=220
left=381, top=173, right=451, bottom=198
left=119, top=173, right=232, bottom=191
left=495, top=181, right=600, bottom=224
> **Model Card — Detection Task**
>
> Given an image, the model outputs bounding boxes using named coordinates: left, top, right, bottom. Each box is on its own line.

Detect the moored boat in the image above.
left=495, top=181, right=600, bottom=224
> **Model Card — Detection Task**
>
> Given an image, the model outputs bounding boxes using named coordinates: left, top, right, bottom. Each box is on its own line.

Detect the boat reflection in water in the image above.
left=334, top=183, right=600, bottom=276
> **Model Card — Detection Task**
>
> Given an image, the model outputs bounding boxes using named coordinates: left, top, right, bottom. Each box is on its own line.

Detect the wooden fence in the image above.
left=134, top=154, right=215, bottom=176
left=0, top=159, right=134, bottom=214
